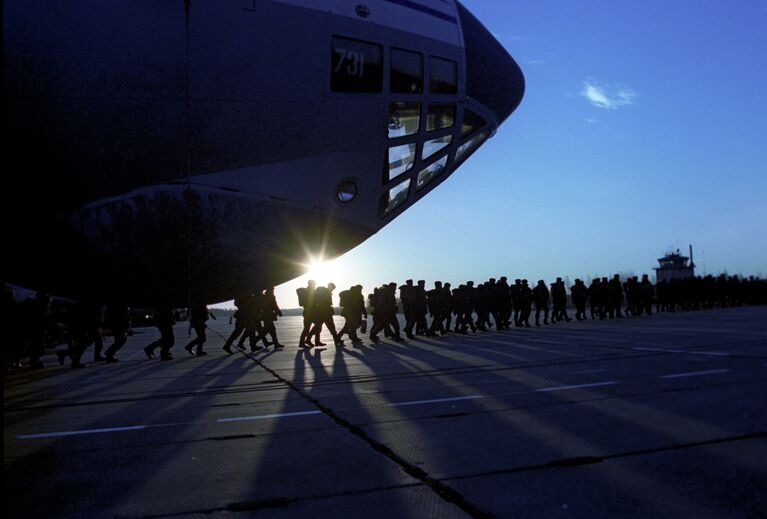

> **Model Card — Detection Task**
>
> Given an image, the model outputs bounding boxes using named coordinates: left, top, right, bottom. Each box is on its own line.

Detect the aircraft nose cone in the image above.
left=457, top=2, right=525, bottom=124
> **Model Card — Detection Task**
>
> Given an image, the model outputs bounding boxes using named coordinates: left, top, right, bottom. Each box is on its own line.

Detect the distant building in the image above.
left=654, top=245, right=696, bottom=282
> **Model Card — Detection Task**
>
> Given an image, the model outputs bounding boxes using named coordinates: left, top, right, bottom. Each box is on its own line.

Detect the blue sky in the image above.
left=228, top=0, right=767, bottom=309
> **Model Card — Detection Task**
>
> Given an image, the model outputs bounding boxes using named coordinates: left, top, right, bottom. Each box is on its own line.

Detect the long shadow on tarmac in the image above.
left=6, top=351, right=256, bottom=517
left=324, top=323, right=764, bottom=516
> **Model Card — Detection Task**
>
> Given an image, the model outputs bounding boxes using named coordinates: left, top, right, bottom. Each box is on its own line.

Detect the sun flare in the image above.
left=304, top=256, right=339, bottom=284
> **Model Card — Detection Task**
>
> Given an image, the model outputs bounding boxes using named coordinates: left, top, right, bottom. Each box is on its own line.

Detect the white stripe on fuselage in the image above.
left=265, top=0, right=463, bottom=47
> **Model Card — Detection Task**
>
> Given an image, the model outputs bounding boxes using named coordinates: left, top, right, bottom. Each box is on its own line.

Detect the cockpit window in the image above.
left=387, top=143, right=416, bottom=180
left=379, top=178, right=411, bottom=216
left=427, top=104, right=455, bottom=132
left=461, top=109, right=486, bottom=138
left=422, top=135, right=452, bottom=160
left=391, top=48, right=423, bottom=94
left=331, top=36, right=383, bottom=93
left=388, top=102, right=421, bottom=138
left=430, top=57, right=457, bottom=94
left=416, top=155, right=448, bottom=190
left=455, top=130, right=489, bottom=163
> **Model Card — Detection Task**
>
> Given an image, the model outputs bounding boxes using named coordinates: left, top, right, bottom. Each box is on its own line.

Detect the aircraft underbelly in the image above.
left=68, top=183, right=374, bottom=306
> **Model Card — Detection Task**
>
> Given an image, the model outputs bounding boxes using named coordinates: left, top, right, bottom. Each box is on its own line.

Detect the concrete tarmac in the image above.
left=4, top=307, right=767, bottom=518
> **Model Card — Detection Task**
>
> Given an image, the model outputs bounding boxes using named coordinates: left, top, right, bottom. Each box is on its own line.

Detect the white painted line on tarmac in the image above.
left=17, top=425, right=147, bottom=440
left=217, top=410, right=322, bottom=422
left=388, top=395, right=485, bottom=407
left=22, top=361, right=737, bottom=440
left=660, top=369, right=730, bottom=379
left=534, top=381, right=618, bottom=392
left=17, top=410, right=324, bottom=440
left=633, top=347, right=684, bottom=353
left=633, top=347, right=729, bottom=357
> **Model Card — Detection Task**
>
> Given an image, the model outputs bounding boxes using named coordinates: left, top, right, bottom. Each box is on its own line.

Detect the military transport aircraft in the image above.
left=3, top=0, right=524, bottom=306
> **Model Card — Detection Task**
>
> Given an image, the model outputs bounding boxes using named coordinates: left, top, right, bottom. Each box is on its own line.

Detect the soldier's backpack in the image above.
left=296, top=287, right=307, bottom=307
left=339, top=289, right=351, bottom=308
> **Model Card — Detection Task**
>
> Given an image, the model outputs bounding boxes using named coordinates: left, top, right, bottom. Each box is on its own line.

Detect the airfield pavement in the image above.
left=4, top=306, right=767, bottom=518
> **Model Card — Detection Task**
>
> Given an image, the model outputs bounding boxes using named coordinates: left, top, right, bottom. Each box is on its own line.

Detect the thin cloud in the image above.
left=521, top=56, right=544, bottom=65
left=580, top=80, right=638, bottom=109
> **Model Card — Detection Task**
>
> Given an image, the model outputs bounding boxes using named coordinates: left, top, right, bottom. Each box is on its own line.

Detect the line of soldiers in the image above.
left=2, top=286, right=133, bottom=370
left=2, top=284, right=282, bottom=369
left=295, top=281, right=350, bottom=347
left=5, top=273, right=766, bottom=369
left=223, top=287, right=284, bottom=353
left=295, top=274, right=767, bottom=348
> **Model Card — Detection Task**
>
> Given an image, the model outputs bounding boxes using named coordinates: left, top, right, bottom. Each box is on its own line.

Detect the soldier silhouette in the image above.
left=532, top=279, right=550, bottom=326
left=260, top=287, right=285, bottom=349
left=104, top=303, right=130, bottom=363
left=298, top=280, right=319, bottom=348
left=338, top=284, right=366, bottom=343
left=185, top=305, right=215, bottom=357
left=144, top=308, right=176, bottom=361
left=310, top=283, right=343, bottom=346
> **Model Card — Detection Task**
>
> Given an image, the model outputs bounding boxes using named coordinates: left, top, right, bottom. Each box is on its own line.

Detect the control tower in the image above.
left=654, top=245, right=696, bottom=282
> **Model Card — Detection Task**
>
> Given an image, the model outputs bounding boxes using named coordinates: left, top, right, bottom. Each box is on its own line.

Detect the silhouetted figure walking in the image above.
left=339, top=285, right=366, bottom=343
left=640, top=274, right=654, bottom=316
left=463, top=281, right=478, bottom=332
left=607, top=274, right=624, bottom=318
left=427, top=281, right=446, bottom=336
left=475, top=282, right=492, bottom=331
left=588, top=278, right=602, bottom=319
left=87, top=302, right=105, bottom=362
left=442, top=282, right=454, bottom=333
left=400, top=279, right=417, bottom=339
left=532, top=280, right=550, bottom=326
left=310, top=283, right=343, bottom=346
left=298, top=280, right=319, bottom=348
left=63, top=299, right=105, bottom=368
left=551, top=278, right=570, bottom=323
left=185, top=305, right=215, bottom=356
left=144, top=308, right=176, bottom=360
left=223, top=296, right=246, bottom=354
left=414, top=280, right=429, bottom=335
left=104, top=303, right=130, bottom=363
left=511, top=279, right=522, bottom=326
left=260, top=287, right=284, bottom=349
left=497, top=276, right=512, bottom=329
left=518, top=279, right=533, bottom=327
left=571, top=279, right=588, bottom=321
left=238, top=293, right=269, bottom=352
